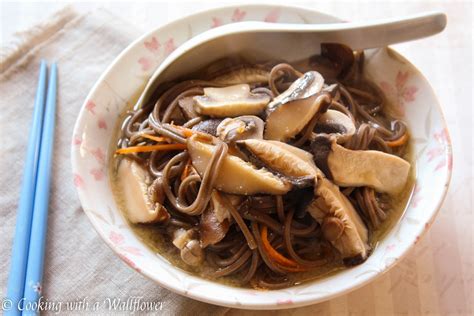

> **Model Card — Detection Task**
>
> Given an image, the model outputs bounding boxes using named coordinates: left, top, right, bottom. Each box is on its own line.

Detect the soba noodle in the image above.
left=113, top=45, right=412, bottom=289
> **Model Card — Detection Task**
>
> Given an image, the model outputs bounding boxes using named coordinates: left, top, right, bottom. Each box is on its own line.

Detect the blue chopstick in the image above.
left=6, top=61, right=48, bottom=316
left=22, top=63, right=57, bottom=315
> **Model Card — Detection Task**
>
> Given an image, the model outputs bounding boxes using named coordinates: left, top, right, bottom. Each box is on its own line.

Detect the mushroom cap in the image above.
left=180, top=239, right=204, bottom=266
left=192, top=118, right=223, bottom=136
left=315, top=109, right=356, bottom=143
left=117, top=158, right=169, bottom=224
left=312, top=135, right=411, bottom=194
left=307, top=177, right=369, bottom=264
left=194, top=84, right=270, bottom=117
left=216, top=115, right=264, bottom=143
left=211, top=66, right=269, bottom=85
left=172, top=228, right=195, bottom=249
left=239, top=139, right=319, bottom=178
left=187, top=135, right=291, bottom=195
left=200, top=198, right=230, bottom=248
left=178, top=96, right=199, bottom=120
left=264, top=71, right=332, bottom=142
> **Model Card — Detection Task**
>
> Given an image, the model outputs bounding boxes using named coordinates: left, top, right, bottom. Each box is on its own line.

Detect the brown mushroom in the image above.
left=311, top=135, right=411, bottom=194
left=178, top=96, right=199, bottom=120
left=200, top=191, right=231, bottom=247
left=187, top=135, right=291, bottom=195
left=315, top=110, right=356, bottom=143
left=117, top=158, right=169, bottom=224
left=211, top=66, right=270, bottom=85
left=216, top=115, right=264, bottom=143
left=309, top=43, right=355, bottom=79
left=171, top=228, right=204, bottom=266
left=264, top=71, right=333, bottom=141
left=239, top=139, right=320, bottom=178
left=181, top=239, right=204, bottom=266
left=191, top=118, right=223, bottom=136
left=194, top=84, right=270, bottom=117
left=307, top=177, right=369, bottom=265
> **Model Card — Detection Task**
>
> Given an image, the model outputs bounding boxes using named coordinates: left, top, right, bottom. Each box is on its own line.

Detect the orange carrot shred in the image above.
left=140, top=134, right=172, bottom=143
left=116, top=143, right=186, bottom=155
left=386, top=132, right=409, bottom=147
left=171, top=124, right=213, bottom=141
left=181, top=158, right=193, bottom=181
left=260, top=225, right=299, bottom=268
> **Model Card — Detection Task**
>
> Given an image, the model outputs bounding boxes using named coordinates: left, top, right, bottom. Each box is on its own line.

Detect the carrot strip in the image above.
left=386, top=132, right=409, bottom=147
left=140, top=134, right=172, bottom=143
left=181, top=158, right=193, bottom=181
left=260, top=225, right=299, bottom=268
left=171, top=124, right=213, bottom=141
left=116, top=143, right=186, bottom=154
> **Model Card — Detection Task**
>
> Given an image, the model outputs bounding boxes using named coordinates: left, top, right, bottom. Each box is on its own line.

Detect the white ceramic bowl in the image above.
left=71, top=4, right=452, bottom=310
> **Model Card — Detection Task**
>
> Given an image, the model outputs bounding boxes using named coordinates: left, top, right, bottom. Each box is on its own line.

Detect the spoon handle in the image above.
left=271, top=11, right=447, bottom=50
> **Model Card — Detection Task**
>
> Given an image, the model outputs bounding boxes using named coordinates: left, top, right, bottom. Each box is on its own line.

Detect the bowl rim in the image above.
left=71, top=3, right=453, bottom=310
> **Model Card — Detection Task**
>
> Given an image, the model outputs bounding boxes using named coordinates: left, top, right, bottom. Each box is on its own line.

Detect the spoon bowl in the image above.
left=136, top=11, right=446, bottom=108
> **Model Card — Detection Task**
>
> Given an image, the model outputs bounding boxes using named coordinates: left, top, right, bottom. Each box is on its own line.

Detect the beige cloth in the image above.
left=0, top=7, right=227, bottom=316
left=1, top=3, right=472, bottom=316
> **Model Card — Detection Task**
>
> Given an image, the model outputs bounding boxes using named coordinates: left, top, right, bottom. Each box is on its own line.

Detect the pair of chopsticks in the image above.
left=6, top=61, right=57, bottom=316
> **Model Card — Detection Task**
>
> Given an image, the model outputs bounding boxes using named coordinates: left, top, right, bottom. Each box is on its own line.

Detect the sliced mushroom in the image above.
left=307, top=177, right=369, bottom=265
left=210, top=190, right=233, bottom=223
left=216, top=115, right=264, bottom=143
left=172, top=228, right=195, bottom=249
left=309, top=43, right=355, bottom=79
left=191, top=118, right=223, bottom=136
left=239, top=139, right=319, bottom=178
left=212, top=66, right=269, bottom=85
left=181, top=239, right=204, bottom=266
left=311, top=135, right=411, bottom=194
left=178, top=96, right=199, bottom=120
left=315, top=110, right=356, bottom=143
left=264, top=71, right=333, bottom=141
left=117, top=158, right=169, bottom=224
left=187, top=135, right=291, bottom=195
left=200, top=192, right=231, bottom=247
left=194, top=84, right=270, bottom=117
left=171, top=228, right=204, bottom=266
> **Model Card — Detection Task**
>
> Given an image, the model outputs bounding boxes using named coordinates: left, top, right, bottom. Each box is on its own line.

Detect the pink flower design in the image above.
left=380, top=71, right=418, bottom=115
left=426, top=128, right=452, bottom=171
left=386, top=244, right=396, bottom=251
left=91, top=147, right=106, bottom=165
left=122, top=246, right=142, bottom=256
left=264, top=8, right=280, bottom=23
left=110, top=230, right=143, bottom=262
left=276, top=299, right=293, bottom=305
left=231, top=8, right=246, bottom=22
left=73, top=174, right=84, bottom=188
left=72, top=135, right=82, bottom=146
left=85, top=100, right=96, bottom=114
left=119, top=253, right=141, bottom=273
left=110, top=231, right=125, bottom=245
left=411, top=185, right=422, bottom=208
left=144, top=36, right=160, bottom=53
left=90, top=168, right=104, bottom=181
left=434, top=128, right=449, bottom=143
left=211, top=17, right=223, bottom=28
left=138, top=57, right=153, bottom=71
left=97, top=117, right=108, bottom=130
left=164, top=38, right=176, bottom=55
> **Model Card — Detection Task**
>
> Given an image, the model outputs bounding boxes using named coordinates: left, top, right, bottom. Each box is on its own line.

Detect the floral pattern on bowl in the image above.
left=71, top=4, right=452, bottom=310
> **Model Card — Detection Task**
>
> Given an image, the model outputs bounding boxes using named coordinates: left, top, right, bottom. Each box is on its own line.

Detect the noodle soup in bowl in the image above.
left=71, top=4, right=452, bottom=309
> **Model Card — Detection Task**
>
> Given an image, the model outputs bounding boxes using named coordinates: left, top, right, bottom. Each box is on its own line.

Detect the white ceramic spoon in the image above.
left=136, top=11, right=446, bottom=107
